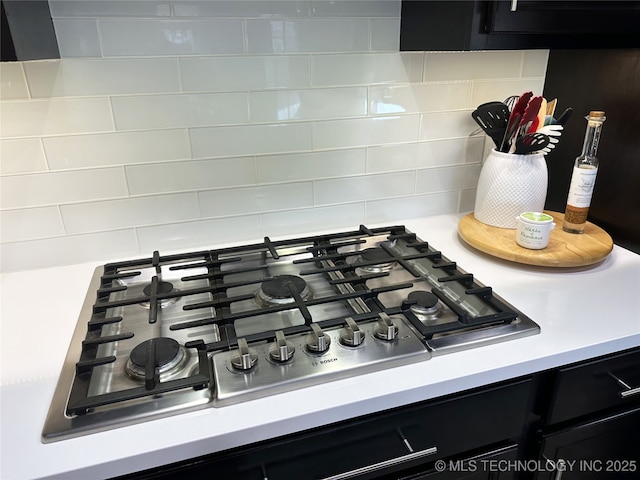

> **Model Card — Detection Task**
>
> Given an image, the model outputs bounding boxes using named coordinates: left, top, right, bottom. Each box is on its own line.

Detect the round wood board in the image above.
left=458, top=211, right=613, bottom=267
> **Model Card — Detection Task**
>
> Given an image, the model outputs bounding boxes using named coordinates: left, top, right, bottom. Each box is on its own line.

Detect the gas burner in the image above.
left=356, top=247, right=397, bottom=273
left=139, top=281, right=180, bottom=308
left=256, top=275, right=312, bottom=307
left=406, top=291, right=441, bottom=319
left=125, top=337, right=187, bottom=381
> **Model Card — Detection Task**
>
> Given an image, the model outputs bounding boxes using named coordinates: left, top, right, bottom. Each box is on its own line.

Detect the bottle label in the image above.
left=566, top=166, right=598, bottom=208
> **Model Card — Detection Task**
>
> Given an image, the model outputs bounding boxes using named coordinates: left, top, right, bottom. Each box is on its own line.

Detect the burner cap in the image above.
left=130, top=337, right=180, bottom=368
left=356, top=248, right=397, bottom=274
left=126, top=337, right=187, bottom=381
left=261, top=275, right=307, bottom=299
left=407, top=291, right=440, bottom=317
left=143, top=281, right=174, bottom=296
left=256, top=275, right=312, bottom=306
left=360, top=248, right=393, bottom=263
left=140, top=281, right=180, bottom=308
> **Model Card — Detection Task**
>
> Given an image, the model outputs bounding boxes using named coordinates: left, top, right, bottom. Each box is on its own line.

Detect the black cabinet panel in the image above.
left=536, top=407, right=640, bottom=479
left=400, top=1, right=640, bottom=51
left=546, top=349, right=640, bottom=425
left=542, top=49, right=640, bottom=254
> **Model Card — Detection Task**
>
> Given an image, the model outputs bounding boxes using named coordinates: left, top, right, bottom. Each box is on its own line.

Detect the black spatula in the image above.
left=471, top=102, right=510, bottom=149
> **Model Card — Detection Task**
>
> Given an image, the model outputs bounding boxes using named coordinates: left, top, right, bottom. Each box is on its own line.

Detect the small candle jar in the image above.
left=516, top=212, right=556, bottom=249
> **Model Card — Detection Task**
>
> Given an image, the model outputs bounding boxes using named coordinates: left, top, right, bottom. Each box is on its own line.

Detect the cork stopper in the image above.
left=589, top=111, right=605, bottom=117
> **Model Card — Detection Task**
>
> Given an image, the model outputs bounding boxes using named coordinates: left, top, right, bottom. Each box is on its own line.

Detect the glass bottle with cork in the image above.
left=563, top=110, right=606, bottom=233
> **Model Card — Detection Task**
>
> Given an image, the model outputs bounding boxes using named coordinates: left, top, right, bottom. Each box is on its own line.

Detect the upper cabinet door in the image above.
left=400, top=0, right=640, bottom=51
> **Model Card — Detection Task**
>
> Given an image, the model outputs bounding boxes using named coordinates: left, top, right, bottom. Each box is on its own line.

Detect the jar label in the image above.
left=566, top=166, right=598, bottom=208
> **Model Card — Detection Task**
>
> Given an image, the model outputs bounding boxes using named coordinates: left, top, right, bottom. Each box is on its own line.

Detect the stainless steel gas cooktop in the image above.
left=42, top=225, right=540, bottom=442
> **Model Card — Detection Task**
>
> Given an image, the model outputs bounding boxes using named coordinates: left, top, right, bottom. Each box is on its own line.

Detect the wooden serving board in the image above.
left=458, top=211, right=613, bottom=267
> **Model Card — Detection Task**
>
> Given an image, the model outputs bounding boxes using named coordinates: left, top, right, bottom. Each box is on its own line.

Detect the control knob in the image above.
left=306, top=323, right=331, bottom=353
left=340, top=317, right=365, bottom=347
left=373, top=313, right=398, bottom=341
left=230, top=338, right=258, bottom=371
left=269, top=330, right=295, bottom=362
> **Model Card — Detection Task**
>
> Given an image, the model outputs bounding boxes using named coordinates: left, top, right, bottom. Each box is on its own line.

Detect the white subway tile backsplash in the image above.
left=370, top=18, right=400, bottom=52
left=180, top=56, right=311, bottom=92
left=23, top=58, right=180, bottom=97
left=0, top=63, right=29, bottom=100
left=312, top=53, right=423, bottom=86
left=190, top=123, right=312, bottom=158
left=424, top=51, right=522, bottom=81
left=52, top=19, right=101, bottom=58
left=314, top=115, right=419, bottom=150
left=0, top=0, right=550, bottom=274
left=49, top=1, right=171, bottom=18
left=246, top=19, right=369, bottom=54
left=0, top=229, right=139, bottom=272
left=125, top=157, right=256, bottom=195
left=311, top=1, right=400, bottom=17
left=522, top=50, right=550, bottom=77
left=199, top=182, right=313, bottom=218
left=250, top=87, right=367, bottom=123
left=416, top=165, right=482, bottom=194
left=369, top=82, right=471, bottom=115
left=99, top=19, right=244, bottom=56
left=112, top=93, right=248, bottom=130
left=173, top=1, right=309, bottom=18
left=459, top=188, right=477, bottom=213
left=420, top=111, right=480, bottom=141
left=261, top=203, right=365, bottom=236
left=0, top=139, right=48, bottom=175
left=60, top=193, right=199, bottom=234
left=0, top=168, right=128, bottom=209
left=365, top=191, right=459, bottom=224
left=314, top=171, right=415, bottom=206
left=0, top=207, right=65, bottom=243
left=136, top=215, right=261, bottom=252
left=366, top=137, right=484, bottom=173
left=43, top=130, right=190, bottom=169
left=257, top=149, right=366, bottom=183
left=0, top=98, right=113, bottom=138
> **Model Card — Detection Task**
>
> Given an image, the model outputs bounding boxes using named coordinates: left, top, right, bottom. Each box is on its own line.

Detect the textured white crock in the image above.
left=474, top=149, right=548, bottom=229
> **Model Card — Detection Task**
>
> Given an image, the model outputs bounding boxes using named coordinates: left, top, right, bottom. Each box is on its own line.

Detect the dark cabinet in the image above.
left=400, top=1, right=640, bottom=51
left=119, top=379, right=533, bottom=480
left=117, top=348, right=640, bottom=480
left=536, top=408, right=640, bottom=479
left=533, top=348, right=640, bottom=479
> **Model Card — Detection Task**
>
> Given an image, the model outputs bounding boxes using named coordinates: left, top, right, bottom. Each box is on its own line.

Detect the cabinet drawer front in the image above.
left=537, top=407, right=640, bottom=480
left=547, top=348, right=640, bottom=425
left=262, top=379, right=532, bottom=479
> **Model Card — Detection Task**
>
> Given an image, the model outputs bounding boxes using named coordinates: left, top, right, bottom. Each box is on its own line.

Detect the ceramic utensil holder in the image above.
left=474, top=149, right=548, bottom=229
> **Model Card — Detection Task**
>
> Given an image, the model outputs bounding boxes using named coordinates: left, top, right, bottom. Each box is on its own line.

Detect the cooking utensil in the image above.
left=514, top=132, right=550, bottom=154
left=471, top=102, right=510, bottom=149
left=500, top=112, right=521, bottom=153
left=503, top=95, right=519, bottom=112
left=546, top=98, right=557, bottom=119
left=529, top=97, right=547, bottom=133
left=555, top=107, right=573, bottom=126
left=501, top=91, right=532, bottom=152
left=518, top=95, right=543, bottom=135
left=535, top=125, right=562, bottom=154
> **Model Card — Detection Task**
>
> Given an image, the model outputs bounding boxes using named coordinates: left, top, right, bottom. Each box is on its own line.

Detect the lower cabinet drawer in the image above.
left=547, top=348, right=640, bottom=425
left=261, top=379, right=532, bottom=479
left=118, top=379, right=532, bottom=480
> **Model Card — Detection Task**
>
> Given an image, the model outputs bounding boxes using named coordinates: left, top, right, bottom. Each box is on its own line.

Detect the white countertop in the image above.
left=2, top=213, right=639, bottom=480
